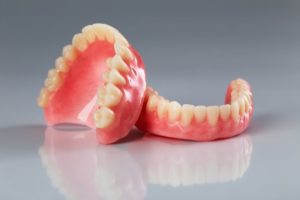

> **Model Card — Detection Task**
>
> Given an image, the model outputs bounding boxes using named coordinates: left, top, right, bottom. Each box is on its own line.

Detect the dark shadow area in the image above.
left=0, top=124, right=46, bottom=157
left=115, top=128, right=145, bottom=144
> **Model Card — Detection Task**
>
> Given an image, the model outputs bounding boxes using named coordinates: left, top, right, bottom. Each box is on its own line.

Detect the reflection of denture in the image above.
left=129, top=135, right=252, bottom=186
left=137, top=79, right=254, bottom=141
left=40, top=128, right=252, bottom=199
left=37, top=24, right=146, bottom=144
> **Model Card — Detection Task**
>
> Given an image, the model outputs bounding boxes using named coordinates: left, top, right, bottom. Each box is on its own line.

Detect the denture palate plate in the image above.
left=136, top=79, right=253, bottom=141
left=37, top=23, right=146, bottom=144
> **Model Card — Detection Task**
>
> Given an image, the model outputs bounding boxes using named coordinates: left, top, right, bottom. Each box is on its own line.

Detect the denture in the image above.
left=37, top=24, right=146, bottom=144
left=136, top=79, right=253, bottom=141
left=37, top=23, right=253, bottom=144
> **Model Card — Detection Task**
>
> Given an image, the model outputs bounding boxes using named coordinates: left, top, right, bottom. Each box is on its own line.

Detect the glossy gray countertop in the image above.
left=0, top=0, right=300, bottom=199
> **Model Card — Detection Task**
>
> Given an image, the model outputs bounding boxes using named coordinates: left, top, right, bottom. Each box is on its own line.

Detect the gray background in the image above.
left=0, top=0, right=299, bottom=199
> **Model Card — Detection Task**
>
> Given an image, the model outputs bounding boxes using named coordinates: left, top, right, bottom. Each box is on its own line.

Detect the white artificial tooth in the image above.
left=82, top=25, right=96, bottom=43
left=72, top=33, right=88, bottom=52
left=181, top=104, right=195, bottom=126
left=231, top=102, right=240, bottom=122
left=102, top=71, right=109, bottom=82
left=106, top=57, right=112, bottom=68
left=146, top=95, right=160, bottom=112
left=94, top=107, right=115, bottom=128
left=231, top=90, right=239, bottom=101
left=55, top=57, right=69, bottom=72
left=207, top=106, right=220, bottom=126
left=114, top=42, right=133, bottom=61
left=47, top=75, right=61, bottom=91
left=168, top=101, right=182, bottom=122
left=238, top=98, right=245, bottom=116
left=47, top=69, right=57, bottom=77
left=194, top=106, right=207, bottom=123
left=243, top=96, right=250, bottom=112
left=103, top=28, right=115, bottom=43
left=106, top=83, right=122, bottom=96
left=97, top=87, right=106, bottom=105
left=219, top=104, right=231, bottom=121
left=157, top=99, right=169, bottom=119
left=111, top=55, right=130, bottom=73
left=37, top=88, right=49, bottom=107
left=92, top=24, right=106, bottom=41
left=107, top=69, right=126, bottom=85
left=103, top=83, right=123, bottom=107
left=62, top=45, right=76, bottom=61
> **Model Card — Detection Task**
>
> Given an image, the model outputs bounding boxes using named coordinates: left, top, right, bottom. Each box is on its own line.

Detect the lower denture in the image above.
left=136, top=79, right=254, bottom=141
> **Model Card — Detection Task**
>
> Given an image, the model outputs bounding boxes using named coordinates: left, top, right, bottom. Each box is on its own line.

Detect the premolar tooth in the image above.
left=157, top=99, right=168, bottom=119
left=114, top=42, right=133, bottom=61
left=194, top=106, right=206, bottom=123
left=107, top=69, right=126, bottom=85
left=207, top=106, right=220, bottom=126
left=181, top=104, right=195, bottom=126
left=47, top=69, right=57, bottom=78
left=168, top=101, right=182, bottom=122
left=243, top=96, right=250, bottom=112
left=94, top=107, right=115, bottom=128
left=37, top=88, right=49, bottom=107
left=47, top=75, right=61, bottom=91
left=62, top=45, right=76, bottom=61
left=72, top=33, right=88, bottom=52
left=97, top=87, right=106, bottom=105
left=82, top=25, right=96, bottom=43
left=219, top=104, right=231, bottom=121
left=55, top=57, right=69, bottom=72
left=238, top=98, right=245, bottom=116
left=111, top=55, right=130, bottom=73
left=231, top=102, right=240, bottom=122
left=146, top=95, right=159, bottom=112
left=103, top=83, right=123, bottom=107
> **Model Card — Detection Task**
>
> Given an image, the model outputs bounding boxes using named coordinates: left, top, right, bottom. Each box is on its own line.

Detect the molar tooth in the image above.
left=238, top=98, right=245, bottom=116
left=97, top=87, right=106, bottom=105
left=111, top=55, right=130, bottom=73
left=168, top=101, right=182, bottom=122
left=107, top=69, right=126, bottom=85
left=231, top=102, right=240, bottom=122
left=219, top=104, right=231, bottom=121
left=207, top=106, right=220, bottom=126
left=181, top=104, right=195, bottom=126
left=55, top=57, right=69, bottom=72
left=146, top=95, right=159, bottom=112
left=37, top=88, right=49, bottom=107
left=114, top=42, right=133, bottom=61
left=194, top=106, right=207, bottom=123
left=94, top=107, right=115, bottom=128
left=157, top=99, right=169, bottom=119
left=62, top=45, right=76, bottom=61
left=82, top=25, right=96, bottom=43
left=72, top=33, right=88, bottom=52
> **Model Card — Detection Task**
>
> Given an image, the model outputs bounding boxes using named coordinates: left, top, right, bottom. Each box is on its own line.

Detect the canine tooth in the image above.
left=231, top=102, right=240, bottom=122
left=107, top=69, right=126, bottom=85
left=94, top=107, right=115, bottom=128
left=181, top=104, right=195, bottom=126
left=220, top=104, right=231, bottom=121
left=62, top=45, right=76, bottom=61
left=114, top=42, right=133, bottom=61
left=111, top=55, right=130, bottom=73
left=168, top=101, right=181, bottom=122
left=146, top=95, right=159, bottom=112
left=37, top=88, right=49, bottom=107
left=238, top=98, right=245, bottom=116
left=55, top=57, right=69, bottom=72
left=207, top=106, right=219, bottom=126
left=82, top=25, right=96, bottom=43
left=72, top=33, right=88, bottom=52
left=194, top=106, right=206, bottom=123
left=157, top=99, right=168, bottom=119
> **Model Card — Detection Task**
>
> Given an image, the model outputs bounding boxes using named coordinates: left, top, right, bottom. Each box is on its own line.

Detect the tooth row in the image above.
left=145, top=82, right=252, bottom=126
left=38, top=23, right=130, bottom=107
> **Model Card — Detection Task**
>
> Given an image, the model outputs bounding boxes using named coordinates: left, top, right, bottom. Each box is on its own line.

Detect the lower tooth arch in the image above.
left=136, top=78, right=254, bottom=141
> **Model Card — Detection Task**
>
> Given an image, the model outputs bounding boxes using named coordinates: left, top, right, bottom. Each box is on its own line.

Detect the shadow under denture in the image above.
left=129, top=134, right=253, bottom=186
left=0, top=124, right=45, bottom=156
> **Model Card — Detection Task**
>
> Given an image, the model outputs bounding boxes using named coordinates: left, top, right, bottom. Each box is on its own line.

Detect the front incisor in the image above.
left=194, top=106, right=206, bottom=123
left=207, top=106, right=220, bottom=126
left=168, top=101, right=182, bottom=122
left=219, top=104, right=231, bottom=121
left=94, top=107, right=115, bottom=128
left=146, top=95, right=160, bottom=112
left=82, top=25, right=96, bottom=43
left=181, top=104, right=195, bottom=126
left=157, top=99, right=169, bottom=119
